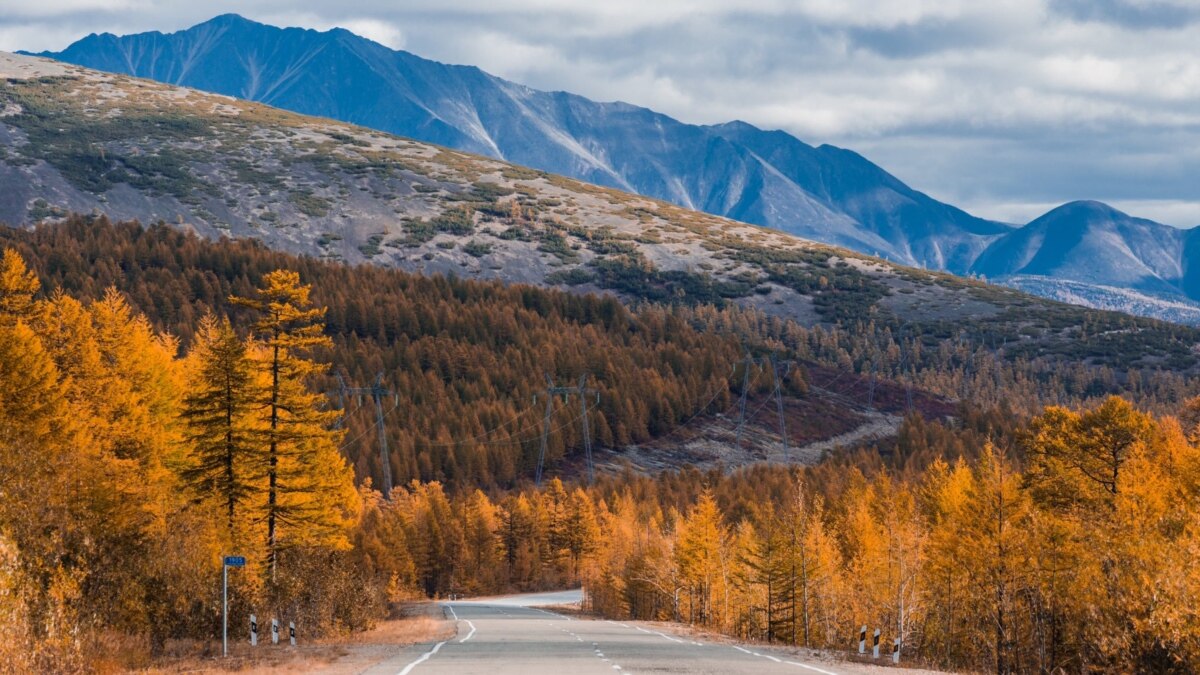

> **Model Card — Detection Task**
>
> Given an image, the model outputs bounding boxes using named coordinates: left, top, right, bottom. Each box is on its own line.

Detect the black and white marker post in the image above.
left=872, top=628, right=881, bottom=659
left=290, top=621, right=296, bottom=647
left=893, top=637, right=901, bottom=664
left=272, top=618, right=280, bottom=645
left=221, top=555, right=246, bottom=657
left=250, top=614, right=258, bottom=647
left=858, top=625, right=866, bottom=655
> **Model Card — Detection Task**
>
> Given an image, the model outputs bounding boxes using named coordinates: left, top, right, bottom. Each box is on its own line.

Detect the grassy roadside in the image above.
left=128, top=602, right=454, bottom=674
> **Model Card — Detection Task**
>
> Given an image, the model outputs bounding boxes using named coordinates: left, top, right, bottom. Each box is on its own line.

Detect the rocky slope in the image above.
left=30, top=14, right=1013, bottom=272
left=32, top=15, right=1200, bottom=325
left=2, top=51, right=1198, bottom=369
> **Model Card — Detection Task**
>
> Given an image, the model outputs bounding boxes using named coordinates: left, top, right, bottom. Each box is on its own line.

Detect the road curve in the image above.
left=373, top=589, right=860, bottom=675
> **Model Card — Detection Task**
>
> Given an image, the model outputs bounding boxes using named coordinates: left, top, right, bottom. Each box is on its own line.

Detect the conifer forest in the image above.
left=0, top=217, right=1197, bottom=672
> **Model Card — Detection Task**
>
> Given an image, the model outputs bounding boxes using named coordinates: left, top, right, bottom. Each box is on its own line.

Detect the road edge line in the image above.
left=397, top=639, right=446, bottom=675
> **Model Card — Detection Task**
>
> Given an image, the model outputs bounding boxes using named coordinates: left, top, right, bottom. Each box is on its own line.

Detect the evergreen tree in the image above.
left=181, top=315, right=260, bottom=543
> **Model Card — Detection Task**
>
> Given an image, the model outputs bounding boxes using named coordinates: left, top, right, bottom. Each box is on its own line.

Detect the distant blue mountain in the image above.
left=30, top=14, right=1011, bottom=272
left=29, top=15, right=1200, bottom=322
left=971, top=200, right=1186, bottom=294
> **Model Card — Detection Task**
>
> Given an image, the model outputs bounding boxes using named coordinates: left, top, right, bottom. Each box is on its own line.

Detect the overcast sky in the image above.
left=2, top=0, right=1199, bottom=226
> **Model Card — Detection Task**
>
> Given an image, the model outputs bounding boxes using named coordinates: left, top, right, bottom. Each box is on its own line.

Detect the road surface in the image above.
left=363, top=589, right=912, bottom=675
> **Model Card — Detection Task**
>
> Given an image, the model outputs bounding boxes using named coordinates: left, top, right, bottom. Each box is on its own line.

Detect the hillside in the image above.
left=7, top=50, right=1200, bottom=369
left=28, top=14, right=1013, bottom=271
left=34, top=15, right=1200, bottom=325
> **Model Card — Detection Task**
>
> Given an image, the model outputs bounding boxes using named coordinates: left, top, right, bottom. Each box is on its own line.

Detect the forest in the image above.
left=372, top=392, right=1200, bottom=673
left=2, top=215, right=1200, bottom=672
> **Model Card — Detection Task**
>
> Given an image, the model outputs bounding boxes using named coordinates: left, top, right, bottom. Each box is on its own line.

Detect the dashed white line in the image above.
left=397, top=639, right=446, bottom=675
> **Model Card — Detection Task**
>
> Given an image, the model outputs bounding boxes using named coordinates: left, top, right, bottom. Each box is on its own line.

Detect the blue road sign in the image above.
left=224, top=556, right=246, bottom=567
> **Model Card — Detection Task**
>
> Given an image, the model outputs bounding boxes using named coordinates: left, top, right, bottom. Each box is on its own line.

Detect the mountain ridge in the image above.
left=27, top=13, right=1012, bottom=273
left=34, top=14, right=1200, bottom=324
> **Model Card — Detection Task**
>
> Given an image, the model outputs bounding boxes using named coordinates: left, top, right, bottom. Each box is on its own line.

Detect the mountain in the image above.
left=972, top=201, right=1186, bottom=294
left=969, top=200, right=1200, bottom=321
left=28, top=14, right=1013, bottom=271
left=3, top=50, right=1198, bottom=371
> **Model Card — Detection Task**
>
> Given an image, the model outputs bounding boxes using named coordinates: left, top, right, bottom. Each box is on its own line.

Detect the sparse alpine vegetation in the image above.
left=3, top=52, right=1199, bottom=360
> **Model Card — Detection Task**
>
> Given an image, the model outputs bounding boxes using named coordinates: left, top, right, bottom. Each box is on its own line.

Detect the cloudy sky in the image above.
left=2, top=0, right=1199, bottom=226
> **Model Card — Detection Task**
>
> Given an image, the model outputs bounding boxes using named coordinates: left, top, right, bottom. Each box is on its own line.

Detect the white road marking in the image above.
left=460, top=619, right=477, bottom=643
left=530, top=607, right=571, bottom=620
left=785, top=660, right=840, bottom=675
left=397, top=640, right=446, bottom=675
left=633, top=625, right=683, bottom=643
left=445, top=605, right=458, bottom=620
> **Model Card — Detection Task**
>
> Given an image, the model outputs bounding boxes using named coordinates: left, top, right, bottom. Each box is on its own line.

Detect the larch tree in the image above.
left=232, top=270, right=355, bottom=579
left=0, top=249, right=39, bottom=325
left=674, top=490, right=728, bottom=627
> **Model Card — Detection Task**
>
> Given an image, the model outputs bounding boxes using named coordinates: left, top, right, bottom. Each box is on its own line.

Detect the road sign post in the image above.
left=222, top=556, right=245, bottom=657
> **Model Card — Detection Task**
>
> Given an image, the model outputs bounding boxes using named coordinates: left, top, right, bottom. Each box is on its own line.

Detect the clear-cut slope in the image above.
left=30, top=13, right=1012, bottom=271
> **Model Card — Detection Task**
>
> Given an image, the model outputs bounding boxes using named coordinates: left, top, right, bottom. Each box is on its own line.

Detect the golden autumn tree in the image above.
left=233, top=270, right=357, bottom=579
left=927, top=446, right=1033, bottom=672
left=0, top=249, right=38, bottom=325
left=1021, top=397, right=1197, bottom=671
left=674, top=490, right=729, bottom=627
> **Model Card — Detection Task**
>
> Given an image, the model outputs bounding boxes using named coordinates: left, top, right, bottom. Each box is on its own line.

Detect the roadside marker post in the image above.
left=250, top=614, right=258, bottom=646
left=872, top=628, right=880, bottom=659
left=858, top=625, right=866, bottom=654
left=893, top=637, right=900, bottom=664
left=221, top=555, right=246, bottom=657
left=289, top=622, right=296, bottom=647
left=272, top=618, right=280, bottom=644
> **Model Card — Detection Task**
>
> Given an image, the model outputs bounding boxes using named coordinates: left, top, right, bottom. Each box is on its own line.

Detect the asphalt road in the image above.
left=367, top=589, right=890, bottom=675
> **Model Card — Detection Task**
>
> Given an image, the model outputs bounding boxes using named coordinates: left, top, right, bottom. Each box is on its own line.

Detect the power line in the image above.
left=535, top=373, right=600, bottom=485
left=331, top=372, right=397, bottom=499
left=733, top=353, right=794, bottom=462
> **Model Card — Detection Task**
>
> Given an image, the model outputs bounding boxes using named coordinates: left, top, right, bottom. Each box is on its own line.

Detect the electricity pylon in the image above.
left=535, top=373, right=600, bottom=485
left=331, top=372, right=396, bottom=498
left=734, top=353, right=793, bottom=462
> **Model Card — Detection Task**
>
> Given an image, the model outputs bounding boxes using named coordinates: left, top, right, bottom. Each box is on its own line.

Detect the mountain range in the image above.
left=17, top=14, right=1200, bottom=324
left=26, top=15, right=1010, bottom=271
left=10, top=47, right=1200, bottom=376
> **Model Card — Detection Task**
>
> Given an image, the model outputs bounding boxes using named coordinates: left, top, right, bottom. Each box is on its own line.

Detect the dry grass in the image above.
left=133, top=603, right=453, bottom=674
